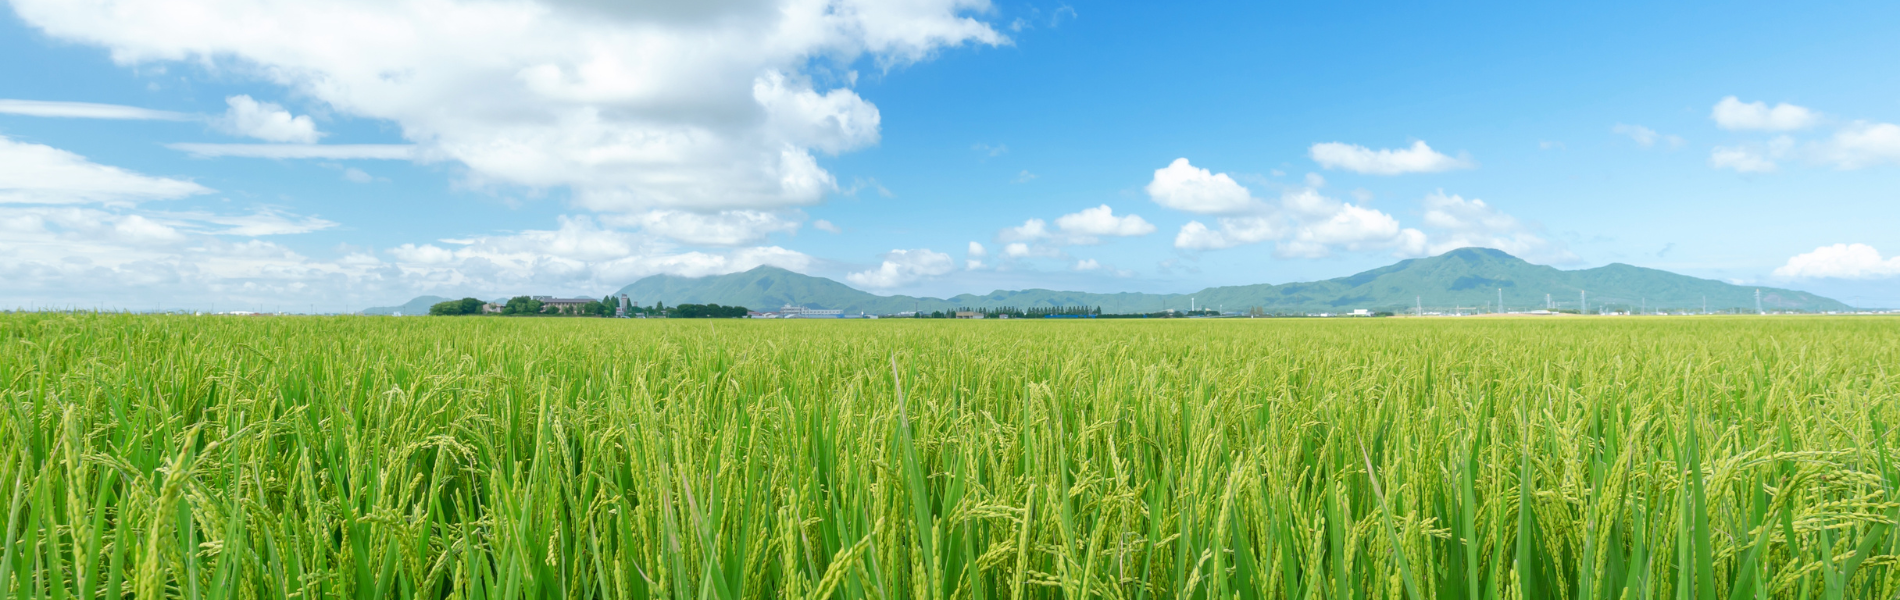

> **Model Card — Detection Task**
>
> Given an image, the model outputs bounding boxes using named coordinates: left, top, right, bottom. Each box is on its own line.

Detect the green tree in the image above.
left=429, top=297, right=485, bottom=316
left=503, top=296, right=542, bottom=315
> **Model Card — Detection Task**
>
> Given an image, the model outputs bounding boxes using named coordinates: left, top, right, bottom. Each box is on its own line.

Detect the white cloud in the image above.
left=1052, top=204, right=1154, bottom=242
left=1612, top=123, right=1684, bottom=148
left=1417, top=190, right=1575, bottom=264
left=168, top=143, right=418, bottom=160
left=1712, top=96, right=1817, bottom=131
left=0, top=135, right=213, bottom=205
left=602, top=209, right=800, bottom=246
left=13, top=0, right=1004, bottom=214
left=0, top=208, right=811, bottom=311
left=1145, top=158, right=1258, bottom=214
left=1012, top=169, right=1037, bottom=183
left=1812, top=122, right=1900, bottom=170
left=342, top=168, right=375, bottom=183
left=813, top=219, right=842, bottom=233
left=1709, top=136, right=1792, bottom=173
left=1277, top=204, right=1425, bottom=258
left=1073, top=258, right=1100, bottom=271
left=216, top=95, right=322, bottom=143
left=1173, top=217, right=1282, bottom=251
left=1157, top=163, right=1422, bottom=257
left=1774, top=243, right=1900, bottom=279
left=994, top=204, right=1153, bottom=259
left=1308, top=140, right=1473, bottom=175
left=388, top=242, right=457, bottom=265
left=967, top=241, right=986, bottom=257
left=998, top=218, right=1052, bottom=243
left=0, top=98, right=191, bottom=120
left=846, top=248, right=954, bottom=288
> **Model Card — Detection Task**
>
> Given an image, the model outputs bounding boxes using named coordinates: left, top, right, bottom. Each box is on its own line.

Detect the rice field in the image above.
left=2, top=313, right=1897, bottom=599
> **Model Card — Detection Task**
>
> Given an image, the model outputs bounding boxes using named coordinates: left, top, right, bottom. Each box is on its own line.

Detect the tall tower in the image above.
left=617, top=294, right=630, bottom=318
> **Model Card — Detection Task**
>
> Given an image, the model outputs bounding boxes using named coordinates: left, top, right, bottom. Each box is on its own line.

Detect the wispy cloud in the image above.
left=0, top=99, right=192, bottom=121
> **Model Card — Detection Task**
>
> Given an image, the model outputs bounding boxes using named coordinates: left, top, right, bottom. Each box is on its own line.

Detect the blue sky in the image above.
left=4, top=0, right=1900, bottom=312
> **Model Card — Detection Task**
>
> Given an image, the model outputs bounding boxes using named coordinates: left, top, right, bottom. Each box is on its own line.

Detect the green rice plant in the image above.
left=1, top=313, right=1897, bottom=599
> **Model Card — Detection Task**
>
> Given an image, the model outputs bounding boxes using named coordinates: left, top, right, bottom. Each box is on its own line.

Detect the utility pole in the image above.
left=1581, top=290, right=1587, bottom=314
left=1546, top=293, right=1551, bottom=310
left=1417, top=296, right=1422, bottom=317
left=1755, top=289, right=1763, bottom=315
left=1498, top=288, right=1504, bottom=315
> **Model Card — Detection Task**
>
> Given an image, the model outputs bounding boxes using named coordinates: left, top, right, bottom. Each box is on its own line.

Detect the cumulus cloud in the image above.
left=11, top=0, right=1004, bottom=216
left=0, top=135, right=213, bottom=205
left=1053, top=204, right=1155, bottom=241
left=812, top=219, right=842, bottom=233
left=846, top=248, right=954, bottom=288
left=1155, top=159, right=1423, bottom=257
left=0, top=98, right=191, bottom=120
left=216, top=95, right=322, bottom=143
left=1712, top=96, right=1817, bottom=131
left=993, top=204, right=1153, bottom=260
left=1774, top=243, right=1900, bottom=279
left=1612, top=123, right=1684, bottom=148
left=1308, top=140, right=1473, bottom=175
left=1145, top=158, right=1258, bottom=214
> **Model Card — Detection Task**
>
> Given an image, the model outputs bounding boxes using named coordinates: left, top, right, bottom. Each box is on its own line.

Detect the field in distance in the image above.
left=2, top=314, right=1896, bottom=599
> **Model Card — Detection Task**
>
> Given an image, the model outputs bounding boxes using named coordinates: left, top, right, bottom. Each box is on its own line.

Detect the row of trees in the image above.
left=429, top=297, right=747, bottom=318
left=430, top=296, right=621, bottom=317
left=666, top=303, right=749, bottom=318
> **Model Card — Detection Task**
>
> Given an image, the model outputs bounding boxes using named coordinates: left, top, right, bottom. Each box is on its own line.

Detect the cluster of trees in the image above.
left=430, top=296, right=625, bottom=317
left=914, top=306, right=1101, bottom=318
left=666, top=303, right=749, bottom=318
left=426, top=296, right=747, bottom=318
left=428, top=298, right=488, bottom=316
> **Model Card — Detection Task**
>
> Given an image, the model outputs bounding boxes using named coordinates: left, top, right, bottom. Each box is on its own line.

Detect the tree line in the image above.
left=428, top=297, right=748, bottom=318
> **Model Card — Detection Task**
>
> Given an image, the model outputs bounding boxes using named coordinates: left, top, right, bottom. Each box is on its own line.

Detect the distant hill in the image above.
left=360, top=295, right=452, bottom=316
left=365, top=248, right=1850, bottom=315
left=613, top=248, right=1847, bottom=314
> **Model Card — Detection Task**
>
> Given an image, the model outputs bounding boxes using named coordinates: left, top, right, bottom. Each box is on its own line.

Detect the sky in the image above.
left=4, top=0, right=1900, bottom=313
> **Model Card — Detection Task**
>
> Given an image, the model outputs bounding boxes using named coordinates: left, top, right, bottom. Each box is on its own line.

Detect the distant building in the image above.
left=955, top=311, right=983, bottom=319
left=535, top=296, right=596, bottom=311
left=781, top=304, right=843, bottom=318
left=482, top=303, right=503, bottom=314
left=616, top=294, right=630, bottom=318
left=1351, top=309, right=1371, bottom=316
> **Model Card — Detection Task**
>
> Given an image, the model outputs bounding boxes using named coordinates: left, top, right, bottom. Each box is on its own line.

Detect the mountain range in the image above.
left=364, top=248, right=1850, bottom=315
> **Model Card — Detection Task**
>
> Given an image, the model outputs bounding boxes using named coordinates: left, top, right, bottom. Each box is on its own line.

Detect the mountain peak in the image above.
left=1434, top=247, right=1524, bottom=263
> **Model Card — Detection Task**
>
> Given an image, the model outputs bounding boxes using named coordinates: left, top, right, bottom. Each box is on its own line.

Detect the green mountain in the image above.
left=365, top=248, right=1848, bottom=316
left=361, top=295, right=453, bottom=316
left=612, top=248, right=1848, bottom=314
